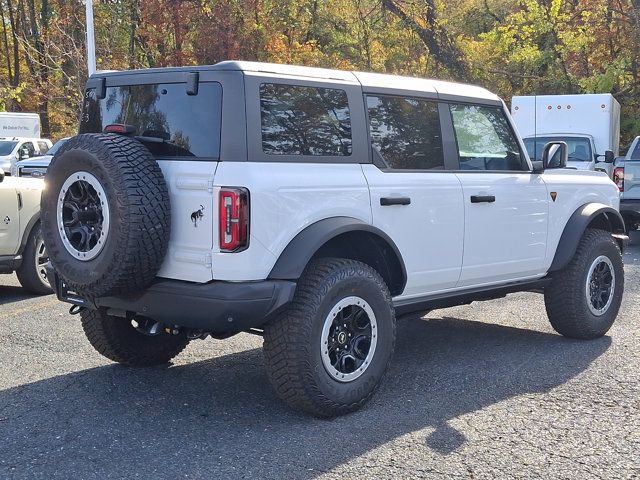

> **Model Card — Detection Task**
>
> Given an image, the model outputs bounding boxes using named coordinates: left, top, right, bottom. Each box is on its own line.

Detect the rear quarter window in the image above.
left=80, top=82, right=222, bottom=159
left=259, top=83, right=352, bottom=156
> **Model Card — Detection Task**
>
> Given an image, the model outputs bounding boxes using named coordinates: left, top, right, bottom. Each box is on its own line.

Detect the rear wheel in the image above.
left=544, top=228, right=624, bottom=339
left=81, top=309, right=189, bottom=366
left=16, top=223, right=51, bottom=295
left=263, top=258, right=396, bottom=417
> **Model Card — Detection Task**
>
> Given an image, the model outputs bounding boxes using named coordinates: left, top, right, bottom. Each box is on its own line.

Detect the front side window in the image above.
left=367, top=95, right=444, bottom=170
left=260, top=83, right=352, bottom=156
left=20, top=141, right=35, bottom=157
left=80, top=82, right=222, bottom=159
left=450, top=104, right=525, bottom=171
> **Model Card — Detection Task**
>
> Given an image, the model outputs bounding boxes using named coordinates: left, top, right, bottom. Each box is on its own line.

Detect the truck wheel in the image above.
left=81, top=309, right=189, bottom=366
left=15, top=223, right=52, bottom=295
left=40, top=133, right=170, bottom=297
left=263, top=258, right=396, bottom=417
left=544, top=228, right=624, bottom=339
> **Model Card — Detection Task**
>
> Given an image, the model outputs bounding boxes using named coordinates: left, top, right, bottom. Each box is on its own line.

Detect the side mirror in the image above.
left=542, top=141, right=568, bottom=170
left=531, top=160, right=544, bottom=173
left=604, top=150, right=615, bottom=163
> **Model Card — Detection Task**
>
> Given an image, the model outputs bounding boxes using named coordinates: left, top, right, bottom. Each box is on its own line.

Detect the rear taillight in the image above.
left=614, top=167, right=624, bottom=192
left=219, top=187, right=249, bottom=252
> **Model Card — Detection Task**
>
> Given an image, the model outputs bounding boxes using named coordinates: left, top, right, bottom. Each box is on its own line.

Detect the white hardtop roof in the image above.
left=96, top=60, right=501, bottom=103
left=225, top=61, right=501, bottom=102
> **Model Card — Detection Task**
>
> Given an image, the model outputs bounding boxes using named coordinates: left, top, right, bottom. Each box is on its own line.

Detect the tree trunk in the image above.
left=6, top=0, right=20, bottom=86
left=382, top=0, right=467, bottom=80
left=0, top=0, right=13, bottom=83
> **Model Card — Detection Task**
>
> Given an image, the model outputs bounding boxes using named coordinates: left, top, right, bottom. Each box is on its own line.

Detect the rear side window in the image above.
left=260, top=83, right=352, bottom=156
left=366, top=95, right=444, bottom=170
left=80, top=82, right=222, bottom=159
left=449, top=104, right=525, bottom=171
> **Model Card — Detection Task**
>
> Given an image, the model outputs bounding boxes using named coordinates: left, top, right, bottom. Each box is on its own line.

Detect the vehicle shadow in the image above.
left=0, top=315, right=610, bottom=479
left=0, top=283, right=48, bottom=306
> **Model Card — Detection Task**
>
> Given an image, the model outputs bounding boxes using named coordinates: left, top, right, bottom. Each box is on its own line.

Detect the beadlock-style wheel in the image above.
left=35, top=236, right=50, bottom=287
left=585, top=255, right=615, bottom=316
left=56, top=171, right=110, bottom=261
left=320, top=296, right=378, bottom=383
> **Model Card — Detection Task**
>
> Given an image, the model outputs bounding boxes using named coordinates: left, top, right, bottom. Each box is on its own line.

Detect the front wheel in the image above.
left=545, top=228, right=624, bottom=339
left=263, top=258, right=396, bottom=417
left=16, top=223, right=52, bottom=295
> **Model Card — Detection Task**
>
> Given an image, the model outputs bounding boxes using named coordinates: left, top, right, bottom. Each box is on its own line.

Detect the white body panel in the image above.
left=362, top=164, right=464, bottom=297
left=156, top=160, right=218, bottom=283
left=157, top=161, right=372, bottom=282
left=0, top=182, right=19, bottom=255
left=0, top=176, right=43, bottom=256
left=511, top=94, right=620, bottom=157
left=0, top=112, right=41, bottom=138
left=456, top=173, right=549, bottom=286
left=541, top=170, right=620, bottom=270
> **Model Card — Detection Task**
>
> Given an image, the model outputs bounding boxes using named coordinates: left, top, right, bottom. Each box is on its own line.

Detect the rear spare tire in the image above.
left=41, top=133, right=170, bottom=297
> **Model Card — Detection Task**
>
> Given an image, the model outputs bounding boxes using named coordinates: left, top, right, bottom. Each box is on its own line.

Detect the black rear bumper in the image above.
left=47, top=265, right=297, bottom=334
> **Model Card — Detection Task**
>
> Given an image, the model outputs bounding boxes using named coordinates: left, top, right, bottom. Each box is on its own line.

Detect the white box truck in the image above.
left=511, top=94, right=619, bottom=176
left=0, top=112, right=41, bottom=138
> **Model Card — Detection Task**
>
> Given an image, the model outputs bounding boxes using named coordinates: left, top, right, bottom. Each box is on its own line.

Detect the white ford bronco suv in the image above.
left=41, top=62, right=627, bottom=417
left=0, top=170, right=51, bottom=294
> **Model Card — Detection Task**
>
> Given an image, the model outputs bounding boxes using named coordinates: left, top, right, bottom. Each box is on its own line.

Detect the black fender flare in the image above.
left=16, top=212, right=40, bottom=256
left=549, top=203, right=626, bottom=272
left=268, top=216, right=407, bottom=293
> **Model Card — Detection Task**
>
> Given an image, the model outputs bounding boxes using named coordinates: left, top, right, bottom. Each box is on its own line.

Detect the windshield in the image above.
left=524, top=136, right=593, bottom=162
left=46, top=138, right=68, bottom=156
left=0, top=141, right=18, bottom=156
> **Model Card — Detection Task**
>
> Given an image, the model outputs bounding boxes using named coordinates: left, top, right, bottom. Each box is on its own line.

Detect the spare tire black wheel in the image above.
left=41, top=133, right=171, bottom=297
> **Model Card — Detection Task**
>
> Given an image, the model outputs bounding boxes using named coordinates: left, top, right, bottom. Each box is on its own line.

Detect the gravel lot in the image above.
left=1, top=234, right=639, bottom=480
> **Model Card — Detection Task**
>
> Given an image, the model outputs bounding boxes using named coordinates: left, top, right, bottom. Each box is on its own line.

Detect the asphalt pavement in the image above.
left=1, top=234, right=639, bottom=479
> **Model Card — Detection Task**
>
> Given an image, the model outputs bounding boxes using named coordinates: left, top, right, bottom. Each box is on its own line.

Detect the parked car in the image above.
left=13, top=137, right=70, bottom=178
left=0, top=169, right=51, bottom=294
left=613, top=135, right=640, bottom=231
left=42, top=62, right=627, bottom=417
left=0, top=137, right=52, bottom=175
left=511, top=94, right=619, bottom=177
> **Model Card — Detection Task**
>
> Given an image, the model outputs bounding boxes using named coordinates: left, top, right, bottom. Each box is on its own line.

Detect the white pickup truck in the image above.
left=0, top=170, right=51, bottom=294
left=614, top=136, right=640, bottom=231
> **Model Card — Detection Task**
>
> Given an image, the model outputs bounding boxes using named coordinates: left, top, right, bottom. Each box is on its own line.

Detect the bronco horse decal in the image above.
left=191, top=205, right=205, bottom=227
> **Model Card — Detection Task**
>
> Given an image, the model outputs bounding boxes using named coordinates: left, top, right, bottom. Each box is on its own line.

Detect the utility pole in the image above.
left=84, top=0, right=96, bottom=76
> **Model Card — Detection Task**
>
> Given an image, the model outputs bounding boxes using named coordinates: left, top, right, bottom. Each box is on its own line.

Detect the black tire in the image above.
left=81, top=308, right=189, bottom=366
left=40, top=133, right=170, bottom=297
left=545, top=228, right=624, bottom=339
left=16, top=223, right=52, bottom=295
left=263, top=258, right=396, bottom=417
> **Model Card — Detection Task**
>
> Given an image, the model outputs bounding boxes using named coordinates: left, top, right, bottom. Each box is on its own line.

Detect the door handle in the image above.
left=380, top=197, right=411, bottom=206
left=470, top=195, right=496, bottom=203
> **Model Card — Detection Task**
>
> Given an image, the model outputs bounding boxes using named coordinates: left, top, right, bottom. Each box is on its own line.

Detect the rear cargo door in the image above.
left=80, top=70, right=246, bottom=282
